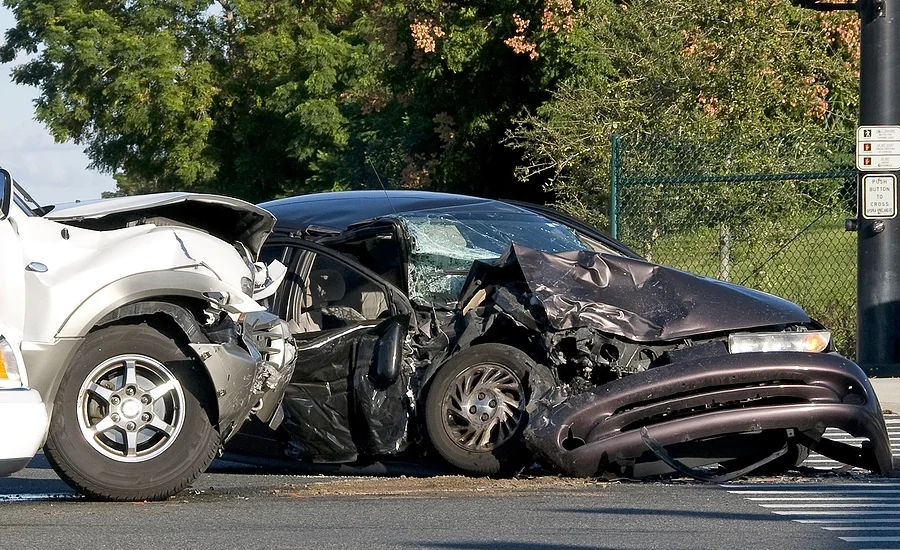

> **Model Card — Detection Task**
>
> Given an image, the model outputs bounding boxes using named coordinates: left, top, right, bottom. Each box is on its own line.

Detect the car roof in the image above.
left=260, top=189, right=641, bottom=258
left=260, top=190, right=499, bottom=231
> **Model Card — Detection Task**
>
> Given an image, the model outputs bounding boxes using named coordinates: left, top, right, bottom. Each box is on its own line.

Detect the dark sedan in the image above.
left=237, top=190, right=892, bottom=479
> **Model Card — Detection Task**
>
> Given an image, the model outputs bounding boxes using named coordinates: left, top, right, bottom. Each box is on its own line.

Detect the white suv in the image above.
left=0, top=326, right=48, bottom=476
left=0, top=168, right=295, bottom=501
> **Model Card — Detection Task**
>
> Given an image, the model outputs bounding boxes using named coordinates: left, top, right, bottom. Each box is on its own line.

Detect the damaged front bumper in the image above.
left=525, top=351, right=894, bottom=478
left=190, top=311, right=296, bottom=441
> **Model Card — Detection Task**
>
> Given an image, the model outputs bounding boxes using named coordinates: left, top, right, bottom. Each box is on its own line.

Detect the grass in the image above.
left=620, top=216, right=858, bottom=358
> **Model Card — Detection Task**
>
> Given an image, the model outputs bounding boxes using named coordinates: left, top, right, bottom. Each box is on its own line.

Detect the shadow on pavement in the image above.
left=211, top=451, right=457, bottom=477
left=22, top=454, right=53, bottom=470
left=0, top=477, right=75, bottom=496
left=552, top=506, right=775, bottom=522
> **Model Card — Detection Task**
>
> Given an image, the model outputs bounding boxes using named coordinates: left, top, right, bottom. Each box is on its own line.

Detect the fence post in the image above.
left=610, top=134, right=621, bottom=239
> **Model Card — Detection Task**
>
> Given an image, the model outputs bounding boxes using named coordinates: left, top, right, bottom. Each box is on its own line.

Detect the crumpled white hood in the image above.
left=45, top=192, right=276, bottom=258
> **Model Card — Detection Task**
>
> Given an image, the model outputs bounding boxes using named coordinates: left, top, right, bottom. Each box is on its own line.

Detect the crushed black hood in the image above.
left=460, top=244, right=811, bottom=342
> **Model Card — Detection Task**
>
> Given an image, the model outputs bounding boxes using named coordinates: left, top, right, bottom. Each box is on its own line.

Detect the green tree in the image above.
left=1, top=0, right=590, bottom=201
left=294, top=1, right=591, bottom=202
left=1, top=0, right=390, bottom=200
left=508, top=0, right=860, bottom=226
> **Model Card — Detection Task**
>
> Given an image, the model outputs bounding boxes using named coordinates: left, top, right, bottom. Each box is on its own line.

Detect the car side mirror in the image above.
left=0, top=168, right=12, bottom=221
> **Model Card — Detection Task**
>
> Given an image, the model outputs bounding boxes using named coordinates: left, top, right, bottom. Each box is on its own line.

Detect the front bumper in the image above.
left=0, top=388, right=49, bottom=476
left=525, top=352, right=894, bottom=478
left=190, top=311, right=296, bottom=440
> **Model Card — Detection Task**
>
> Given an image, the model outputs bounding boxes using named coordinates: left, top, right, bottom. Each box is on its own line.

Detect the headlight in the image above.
left=0, top=336, right=23, bottom=388
left=728, top=330, right=831, bottom=354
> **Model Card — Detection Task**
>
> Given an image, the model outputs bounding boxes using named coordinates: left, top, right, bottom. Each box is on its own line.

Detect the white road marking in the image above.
left=748, top=497, right=900, bottom=501
left=823, top=528, right=900, bottom=531
left=726, top=429, right=900, bottom=550
left=759, top=503, right=900, bottom=508
left=729, top=489, right=900, bottom=494
left=797, top=519, right=900, bottom=524
left=772, top=510, right=900, bottom=516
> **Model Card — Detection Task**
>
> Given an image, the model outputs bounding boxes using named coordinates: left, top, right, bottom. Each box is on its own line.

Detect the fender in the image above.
left=94, top=301, right=208, bottom=343
left=27, top=271, right=262, bottom=425
left=56, top=270, right=262, bottom=339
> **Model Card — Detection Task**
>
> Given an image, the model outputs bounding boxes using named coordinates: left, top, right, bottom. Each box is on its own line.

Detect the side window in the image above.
left=330, top=234, right=404, bottom=290
left=293, top=253, right=391, bottom=332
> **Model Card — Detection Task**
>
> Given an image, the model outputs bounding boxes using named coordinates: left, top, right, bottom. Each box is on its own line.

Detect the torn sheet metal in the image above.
left=47, top=192, right=275, bottom=258
left=280, top=318, right=412, bottom=461
left=461, top=244, right=810, bottom=342
left=524, top=351, right=895, bottom=478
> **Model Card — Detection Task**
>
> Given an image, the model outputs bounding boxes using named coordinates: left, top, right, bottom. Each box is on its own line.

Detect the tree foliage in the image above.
left=2, top=0, right=585, bottom=201
left=507, top=0, right=860, bottom=226
left=2, top=0, right=861, bottom=205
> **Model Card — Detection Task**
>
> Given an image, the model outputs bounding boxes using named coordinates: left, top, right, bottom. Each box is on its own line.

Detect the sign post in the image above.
left=795, top=0, right=900, bottom=377
left=855, top=0, right=900, bottom=377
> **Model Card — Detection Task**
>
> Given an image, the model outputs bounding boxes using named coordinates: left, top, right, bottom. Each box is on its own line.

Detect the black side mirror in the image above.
left=0, top=168, right=11, bottom=221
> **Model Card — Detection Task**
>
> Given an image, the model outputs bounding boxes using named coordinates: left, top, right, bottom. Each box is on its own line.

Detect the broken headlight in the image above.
left=0, top=336, right=23, bottom=389
left=728, top=330, right=831, bottom=354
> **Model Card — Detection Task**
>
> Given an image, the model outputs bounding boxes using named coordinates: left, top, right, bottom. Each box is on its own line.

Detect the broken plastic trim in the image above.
left=640, top=427, right=789, bottom=482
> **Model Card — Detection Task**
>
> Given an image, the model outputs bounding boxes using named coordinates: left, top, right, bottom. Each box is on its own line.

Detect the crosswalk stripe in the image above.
left=796, top=519, right=900, bottom=524
left=777, top=509, right=900, bottom=516
left=728, top=483, right=900, bottom=489
left=760, top=503, right=900, bottom=508
left=823, top=527, right=900, bottom=531
left=748, top=497, right=900, bottom=501
left=727, top=418, right=900, bottom=550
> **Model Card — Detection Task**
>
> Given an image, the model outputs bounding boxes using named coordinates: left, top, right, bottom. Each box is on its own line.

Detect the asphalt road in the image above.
left=2, top=454, right=895, bottom=550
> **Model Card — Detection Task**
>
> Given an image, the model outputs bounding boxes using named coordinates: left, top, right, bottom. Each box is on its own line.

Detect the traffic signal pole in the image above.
left=856, top=0, right=900, bottom=377
left=797, top=0, right=900, bottom=378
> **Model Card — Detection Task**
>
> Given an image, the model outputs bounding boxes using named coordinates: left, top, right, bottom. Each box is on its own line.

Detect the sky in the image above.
left=1, top=6, right=117, bottom=205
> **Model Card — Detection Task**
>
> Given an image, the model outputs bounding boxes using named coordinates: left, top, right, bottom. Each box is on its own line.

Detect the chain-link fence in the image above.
left=610, top=134, right=858, bottom=357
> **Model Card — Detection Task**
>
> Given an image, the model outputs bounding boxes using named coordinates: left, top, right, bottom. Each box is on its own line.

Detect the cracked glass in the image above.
left=399, top=205, right=587, bottom=307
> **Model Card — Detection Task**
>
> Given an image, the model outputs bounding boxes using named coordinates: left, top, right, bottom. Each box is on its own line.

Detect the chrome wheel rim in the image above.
left=441, top=363, right=525, bottom=452
left=76, top=354, right=186, bottom=463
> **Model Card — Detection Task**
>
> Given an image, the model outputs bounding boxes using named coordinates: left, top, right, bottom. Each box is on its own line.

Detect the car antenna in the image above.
left=368, top=157, right=398, bottom=215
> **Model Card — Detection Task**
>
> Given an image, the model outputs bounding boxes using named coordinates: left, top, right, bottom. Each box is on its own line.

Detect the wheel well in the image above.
left=468, top=333, right=544, bottom=368
left=417, top=337, right=547, bottom=401
left=93, top=298, right=210, bottom=343
left=89, top=298, right=220, bottom=429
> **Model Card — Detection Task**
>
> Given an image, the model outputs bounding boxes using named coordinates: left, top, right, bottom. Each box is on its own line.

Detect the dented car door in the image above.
left=260, top=237, right=414, bottom=462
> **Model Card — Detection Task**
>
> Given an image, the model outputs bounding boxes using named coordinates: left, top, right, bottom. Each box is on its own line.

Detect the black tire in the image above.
left=44, top=323, right=219, bottom=501
left=424, top=343, right=536, bottom=476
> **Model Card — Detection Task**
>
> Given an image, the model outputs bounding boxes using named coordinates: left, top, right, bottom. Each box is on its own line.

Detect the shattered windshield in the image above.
left=400, top=204, right=587, bottom=307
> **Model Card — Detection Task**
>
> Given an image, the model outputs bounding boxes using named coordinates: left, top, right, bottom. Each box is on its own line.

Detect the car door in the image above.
left=0, top=172, right=26, bottom=341
left=261, top=237, right=415, bottom=462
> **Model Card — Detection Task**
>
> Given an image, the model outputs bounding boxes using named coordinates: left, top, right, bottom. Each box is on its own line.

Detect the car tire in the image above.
left=44, top=322, right=219, bottom=501
left=424, top=343, right=536, bottom=476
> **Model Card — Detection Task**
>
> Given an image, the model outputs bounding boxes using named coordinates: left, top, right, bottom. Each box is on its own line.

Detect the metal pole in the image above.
left=857, top=0, right=900, bottom=376
left=610, top=134, right=620, bottom=239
